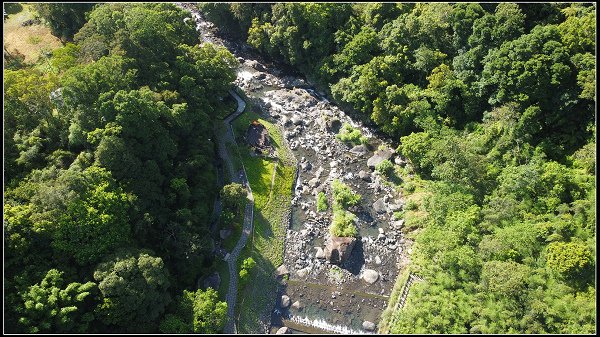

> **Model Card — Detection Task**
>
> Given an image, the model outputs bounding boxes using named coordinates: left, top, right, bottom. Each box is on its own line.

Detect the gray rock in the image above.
left=325, top=117, right=342, bottom=133
left=362, top=321, right=376, bottom=331
left=203, top=272, right=221, bottom=291
left=281, top=295, right=291, bottom=308
left=297, top=267, right=310, bottom=278
left=275, top=264, right=289, bottom=276
left=291, top=116, right=303, bottom=125
left=219, top=229, right=232, bottom=240
left=308, top=177, right=320, bottom=188
left=392, top=219, right=404, bottom=229
left=315, top=247, right=325, bottom=259
left=359, top=170, right=371, bottom=182
left=375, top=255, right=382, bottom=265
left=394, top=156, right=406, bottom=166
left=367, top=147, right=394, bottom=168
left=362, top=269, right=379, bottom=284
left=276, top=326, right=290, bottom=334
left=292, top=301, right=303, bottom=310
left=350, top=144, right=368, bottom=156
left=373, top=198, right=388, bottom=214
left=324, top=236, right=357, bottom=265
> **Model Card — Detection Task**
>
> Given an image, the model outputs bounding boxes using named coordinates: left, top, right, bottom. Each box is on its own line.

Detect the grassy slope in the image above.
left=3, top=4, right=62, bottom=65
left=377, top=165, right=430, bottom=330
left=231, top=108, right=296, bottom=333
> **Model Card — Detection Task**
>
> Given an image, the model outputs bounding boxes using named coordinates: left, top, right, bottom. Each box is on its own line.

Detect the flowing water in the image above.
left=179, top=3, right=413, bottom=333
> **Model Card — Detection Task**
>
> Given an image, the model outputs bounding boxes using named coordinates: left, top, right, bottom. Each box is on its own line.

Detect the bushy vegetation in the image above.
left=331, top=179, right=361, bottom=210
left=201, top=3, right=596, bottom=333
left=316, top=191, right=328, bottom=212
left=4, top=3, right=237, bottom=333
left=375, top=159, right=395, bottom=177
left=330, top=210, right=358, bottom=238
left=335, top=123, right=368, bottom=146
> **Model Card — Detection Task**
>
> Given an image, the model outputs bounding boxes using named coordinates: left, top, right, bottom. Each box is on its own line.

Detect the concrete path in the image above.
left=216, top=89, right=253, bottom=334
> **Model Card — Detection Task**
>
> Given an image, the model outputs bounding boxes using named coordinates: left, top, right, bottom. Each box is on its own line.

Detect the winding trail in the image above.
left=216, top=89, right=253, bottom=334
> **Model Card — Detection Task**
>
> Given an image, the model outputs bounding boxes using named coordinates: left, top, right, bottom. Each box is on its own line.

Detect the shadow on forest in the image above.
left=5, top=3, right=23, bottom=15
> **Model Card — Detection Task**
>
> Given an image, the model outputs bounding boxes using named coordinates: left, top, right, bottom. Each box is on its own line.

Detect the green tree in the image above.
left=34, top=3, right=95, bottom=41
left=546, top=241, right=593, bottom=279
left=94, top=248, right=171, bottom=328
left=52, top=166, right=131, bottom=266
left=17, top=269, right=97, bottom=333
left=221, top=183, right=246, bottom=211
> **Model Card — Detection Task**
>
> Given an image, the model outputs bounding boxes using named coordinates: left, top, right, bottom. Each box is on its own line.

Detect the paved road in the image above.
left=216, top=89, right=254, bottom=334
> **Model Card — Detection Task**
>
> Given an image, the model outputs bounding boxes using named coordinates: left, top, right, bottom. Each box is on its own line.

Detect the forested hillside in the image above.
left=200, top=3, right=596, bottom=334
left=4, top=3, right=236, bottom=333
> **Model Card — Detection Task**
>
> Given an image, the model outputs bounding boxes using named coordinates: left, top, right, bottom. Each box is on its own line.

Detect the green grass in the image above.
left=378, top=267, right=411, bottom=334
left=215, top=260, right=231, bottom=302
left=230, top=108, right=296, bottom=333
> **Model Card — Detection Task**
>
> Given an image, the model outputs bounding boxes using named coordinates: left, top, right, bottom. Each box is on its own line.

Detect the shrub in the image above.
left=331, top=179, right=361, bottom=210
left=336, top=123, right=368, bottom=146
left=405, top=199, right=418, bottom=211
left=239, top=257, right=256, bottom=285
left=317, top=191, right=328, bottom=212
left=330, top=210, right=358, bottom=237
left=376, top=159, right=394, bottom=177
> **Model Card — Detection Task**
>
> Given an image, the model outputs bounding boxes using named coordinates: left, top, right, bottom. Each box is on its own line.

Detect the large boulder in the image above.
left=358, top=170, right=371, bottom=182
left=203, top=272, right=221, bottom=291
left=350, top=145, right=368, bottom=156
left=324, top=116, right=342, bottom=133
left=275, top=264, right=289, bottom=276
left=362, top=321, right=376, bottom=331
left=276, top=326, right=290, bottom=334
left=281, top=295, right=291, bottom=308
left=362, top=269, right=379, bottom=284
left=315, top=247, right=325, bottom=259
left=367, top=147, right=394, bottom=168
left=292, top=301, right=303, bottom=310
left=324, top=236, right=357, bottom=264
left=373, top=198, right=388, bottom=214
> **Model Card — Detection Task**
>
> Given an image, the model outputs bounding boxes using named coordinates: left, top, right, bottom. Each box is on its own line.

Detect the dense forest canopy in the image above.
left=199, top=2, right=596, bottom=334
left=3, top=2, right=596, bottom=334
left=4, top=3, right=235, bottom=333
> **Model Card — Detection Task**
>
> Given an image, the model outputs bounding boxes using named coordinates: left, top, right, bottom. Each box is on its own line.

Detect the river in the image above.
left=179, top=3, right=413, bottom=334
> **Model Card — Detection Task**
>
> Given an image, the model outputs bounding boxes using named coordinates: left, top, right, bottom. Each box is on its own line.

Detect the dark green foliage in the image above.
left=160, top=288, right=227, bottom=333
left=375, top=159, right=394, bottom=177
left=94, top=249, right=171, bottom=327
left=4, top=3, right=237, bottom=333
left=33, top=3, right=95, bottom=41
left=239, top=257, right=256, bottom=285
left=52, top=166, right=131, bottom=266
left=195, top=3, right=595, bottom=333
left=335, top=123, right=368, bottom=146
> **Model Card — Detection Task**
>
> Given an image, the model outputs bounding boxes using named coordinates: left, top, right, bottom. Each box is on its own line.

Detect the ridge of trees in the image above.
left=199, top=3, right=596, bottom=333
left=4, top=3, right=234, bottom=333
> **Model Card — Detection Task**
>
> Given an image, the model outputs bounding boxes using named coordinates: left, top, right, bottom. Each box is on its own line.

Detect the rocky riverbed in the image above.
left=180, top=3, right=413, bottom=333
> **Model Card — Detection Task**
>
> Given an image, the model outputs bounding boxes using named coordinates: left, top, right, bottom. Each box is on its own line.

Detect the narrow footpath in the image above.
left=216, top=89, right=253, bottom=334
